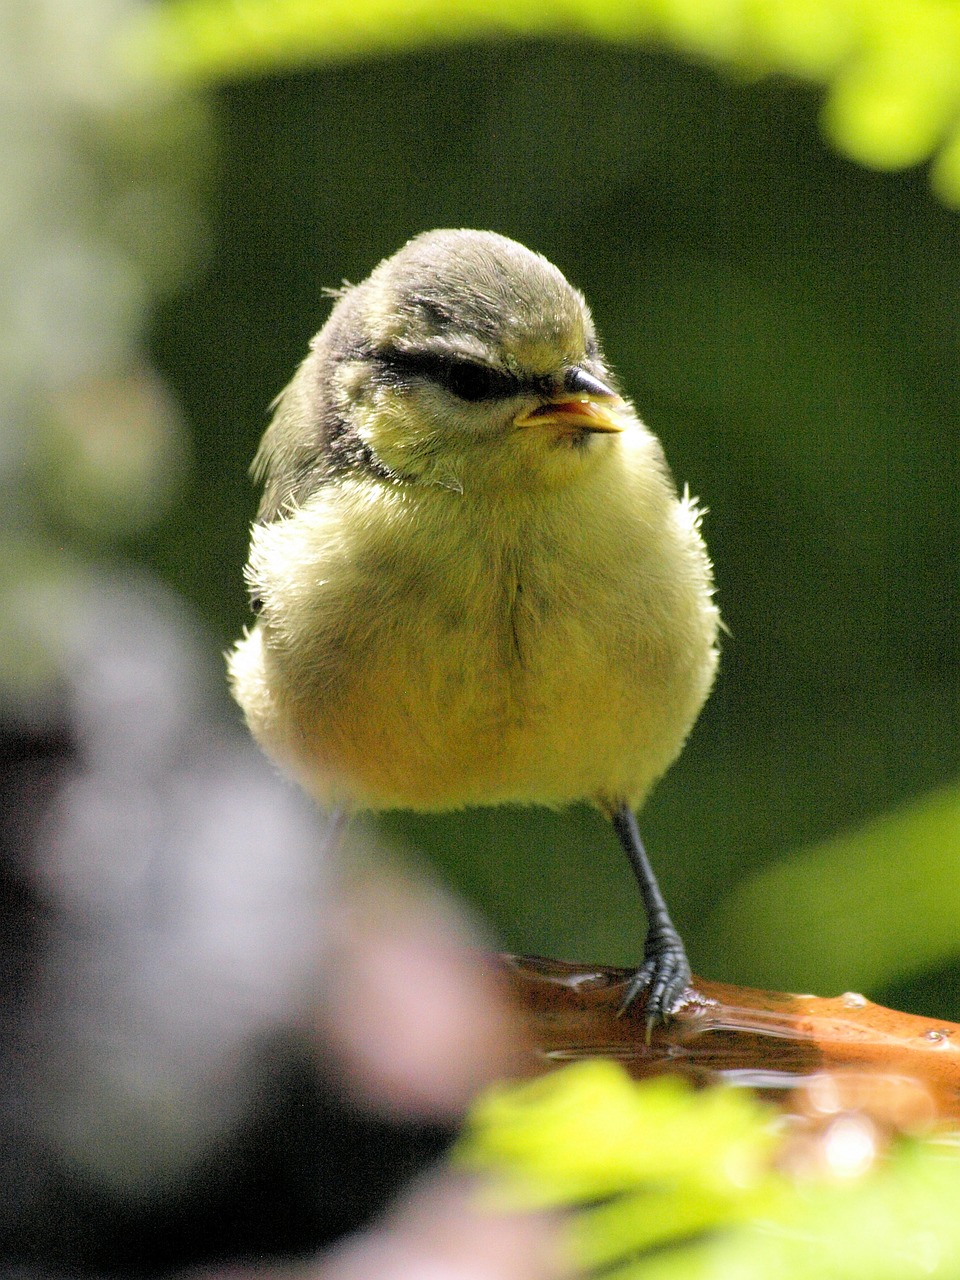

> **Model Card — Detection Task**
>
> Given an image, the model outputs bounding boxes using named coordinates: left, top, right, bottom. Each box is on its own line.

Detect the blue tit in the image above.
left=229, top=230, right=720, bottom=1029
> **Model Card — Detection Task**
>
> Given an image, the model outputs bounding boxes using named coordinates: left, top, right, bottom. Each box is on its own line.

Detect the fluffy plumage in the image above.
left=228, top=229, right=720, bottom=1024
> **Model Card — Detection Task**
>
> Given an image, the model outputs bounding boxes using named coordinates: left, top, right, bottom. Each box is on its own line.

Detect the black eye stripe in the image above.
left=373, top=349, right=525, bottom=402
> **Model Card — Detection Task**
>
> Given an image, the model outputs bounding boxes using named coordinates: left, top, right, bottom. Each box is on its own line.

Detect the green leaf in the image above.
left=121, top=0, right=960, bottom=205
left=459, top=1060, right=776, bottom=1205
left=821, top=10, right=960, bottom=169
left=458, top=1061, right=960, bottom=1279
left=704, top=780, right=960, bottom=996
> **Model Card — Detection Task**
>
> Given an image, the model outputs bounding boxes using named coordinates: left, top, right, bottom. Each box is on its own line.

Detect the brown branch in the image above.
left=503, top=955, right=960, bottom=1129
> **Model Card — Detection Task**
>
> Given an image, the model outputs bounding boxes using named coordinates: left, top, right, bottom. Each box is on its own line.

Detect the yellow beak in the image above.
left=514, top=397, right=626, bottom=433
left=513, top=367, right=625, bottom=434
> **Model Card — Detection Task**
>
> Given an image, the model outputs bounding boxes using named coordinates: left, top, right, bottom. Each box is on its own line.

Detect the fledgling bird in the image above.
left=228, top=229, right=720, bottom=1028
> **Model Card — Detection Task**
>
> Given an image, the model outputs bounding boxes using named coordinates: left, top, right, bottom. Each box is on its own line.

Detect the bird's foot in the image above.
left=617, top=927, right=692, bottom=1041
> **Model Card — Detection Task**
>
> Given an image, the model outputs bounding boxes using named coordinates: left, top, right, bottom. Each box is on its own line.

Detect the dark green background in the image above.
left=145, top=42, right=960, bottom=1010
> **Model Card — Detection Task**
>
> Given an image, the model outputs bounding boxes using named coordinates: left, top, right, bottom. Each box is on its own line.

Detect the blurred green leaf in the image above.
left=821, top=9, right=960, bottom=169
left=460, top=1059, right=777, bottom=1204
left=459, top=1060, right=960, bottom=1279
left=704, top=781, right=960, bottom=996
left=126, top=0, right=960, bottom=203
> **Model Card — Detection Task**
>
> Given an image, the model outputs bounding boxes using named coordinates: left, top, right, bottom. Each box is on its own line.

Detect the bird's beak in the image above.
left=513, top=367, right=625, bottom=434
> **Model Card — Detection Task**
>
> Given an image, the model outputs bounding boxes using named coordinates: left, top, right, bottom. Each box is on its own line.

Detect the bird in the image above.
left=228, top=229, right=720, bottom=1030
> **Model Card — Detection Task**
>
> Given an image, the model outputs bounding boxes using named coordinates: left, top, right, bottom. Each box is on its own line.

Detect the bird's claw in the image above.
left=616, top=930, right=692, bottom=1042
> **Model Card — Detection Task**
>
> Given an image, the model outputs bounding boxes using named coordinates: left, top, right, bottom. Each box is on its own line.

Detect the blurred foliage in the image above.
left=127, top=0, right=960, bottom=203
left=6, top=0, right=960, bottom=1025
left=460, top=1060, right=960, bottom=1278
left=707, top=781, right=960, bottom=998
left=0, top=0, right=211, bottom=574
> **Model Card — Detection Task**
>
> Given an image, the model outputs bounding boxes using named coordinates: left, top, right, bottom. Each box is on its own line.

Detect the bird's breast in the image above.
left=233, top=460, right=718, bottom=812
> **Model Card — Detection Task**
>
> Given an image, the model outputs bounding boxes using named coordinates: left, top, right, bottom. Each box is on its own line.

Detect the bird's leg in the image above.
left=608, top=801, right=692, bottom=1035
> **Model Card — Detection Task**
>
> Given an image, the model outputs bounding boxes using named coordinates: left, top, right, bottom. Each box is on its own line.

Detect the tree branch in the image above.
left=503, top=955, right=960, bottom=1128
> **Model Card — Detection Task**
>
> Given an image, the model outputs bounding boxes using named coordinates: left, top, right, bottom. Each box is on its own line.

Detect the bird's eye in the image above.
left=439, top=360, right=518, bottom=402
left=374, top=349, right=521, bottom=403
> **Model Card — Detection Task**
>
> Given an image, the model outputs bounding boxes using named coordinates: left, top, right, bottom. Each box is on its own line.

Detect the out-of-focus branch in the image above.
left=504, top=955, right=960, bottom=1128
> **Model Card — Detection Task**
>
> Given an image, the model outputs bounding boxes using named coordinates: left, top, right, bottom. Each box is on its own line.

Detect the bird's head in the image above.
left=316, top=229, right=627, bottom=492
left=252, top=231, right=631, bottom=518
